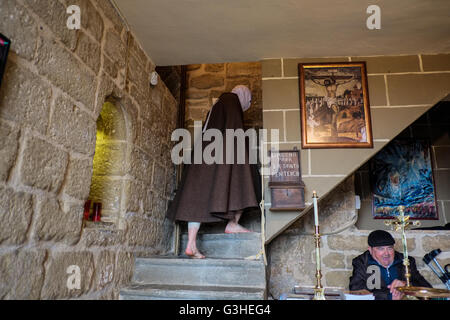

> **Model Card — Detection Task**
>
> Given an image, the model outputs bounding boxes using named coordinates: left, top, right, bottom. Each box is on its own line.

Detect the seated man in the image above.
left=349, top=230, right=431, bottom=300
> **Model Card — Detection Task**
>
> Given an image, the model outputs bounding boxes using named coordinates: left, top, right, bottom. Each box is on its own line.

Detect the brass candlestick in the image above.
left=312, top=191, right=325, bottom=300
left=384, top=205, right=420, bottom=287
left=384, top=206, right=450, bottom=300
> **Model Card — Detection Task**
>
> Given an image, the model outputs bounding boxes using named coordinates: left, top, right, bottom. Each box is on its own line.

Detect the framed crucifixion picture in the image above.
left=298, top=62, right=373, bottom=148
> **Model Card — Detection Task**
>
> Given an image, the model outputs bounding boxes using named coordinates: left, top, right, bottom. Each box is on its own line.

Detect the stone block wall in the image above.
left=268, top=175, right=450, bottom=299
left=263, top=54, right=450, bottom=187
left=262, top=54, right=450, bottom=244
left=156, top=65, right=182, bottom=107
left=264, top=54, right=450, bottom=298
left=0, top=0, right=178, bottom=299
left=185, top=62, right=263, bottom=134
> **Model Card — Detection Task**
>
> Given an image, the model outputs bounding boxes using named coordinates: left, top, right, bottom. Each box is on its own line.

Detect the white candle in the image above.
left=313, top=191, right=319, bottom=226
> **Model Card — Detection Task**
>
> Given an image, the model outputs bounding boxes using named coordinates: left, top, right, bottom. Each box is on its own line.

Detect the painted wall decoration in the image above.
left=298, top=62, right=373, bottom=148
left=370, top=140, right=438, bottom=220
left=0, top=33, right=11, bottom=89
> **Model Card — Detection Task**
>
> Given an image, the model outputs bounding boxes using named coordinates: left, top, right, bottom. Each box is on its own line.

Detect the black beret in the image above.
left=368, top=230, right=395, bottom=247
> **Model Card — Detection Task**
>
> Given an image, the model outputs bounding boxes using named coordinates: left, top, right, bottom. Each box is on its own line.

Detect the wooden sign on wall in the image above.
left=269, top=148, right=305, bottom=211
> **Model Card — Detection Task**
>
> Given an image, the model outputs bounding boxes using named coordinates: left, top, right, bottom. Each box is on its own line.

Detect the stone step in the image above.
left=180, top=232, right=262, bottom=259
left=178, top=209, right=262, bottom=234
left=119, top=284, right=265, bottom=300
left=132, top=257, right=266, bottom=290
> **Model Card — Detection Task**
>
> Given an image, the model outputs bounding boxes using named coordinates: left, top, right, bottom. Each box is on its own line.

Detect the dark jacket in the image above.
left=349, top=250, right=432, bottom=300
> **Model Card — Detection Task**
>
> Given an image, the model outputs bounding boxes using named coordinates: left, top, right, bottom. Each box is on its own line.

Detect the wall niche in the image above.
left=86, top=98, right=129, bottom=228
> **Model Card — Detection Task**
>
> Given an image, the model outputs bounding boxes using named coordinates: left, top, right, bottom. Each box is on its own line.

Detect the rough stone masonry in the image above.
left=0, top=0, right=178, bottom=299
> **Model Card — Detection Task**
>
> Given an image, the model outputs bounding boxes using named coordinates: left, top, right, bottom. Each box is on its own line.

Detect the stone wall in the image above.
left=262, top=54, right=450, bottom=242
left=185, top=62, right=263, bottom=133
left=268, top=175, right=450, bottom=299
left=156, top=65, right=182, bottom=107
left=0, top=0, right=178, bottom=299
left=263, top=54, right=450, bottom=298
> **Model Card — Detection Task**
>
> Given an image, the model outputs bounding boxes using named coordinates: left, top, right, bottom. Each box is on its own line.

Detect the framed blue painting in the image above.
left=370, top=140, right=438, bottom=220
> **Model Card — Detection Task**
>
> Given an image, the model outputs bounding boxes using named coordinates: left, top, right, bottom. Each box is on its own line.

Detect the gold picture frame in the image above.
left=298, top=62, right=373, bottom=148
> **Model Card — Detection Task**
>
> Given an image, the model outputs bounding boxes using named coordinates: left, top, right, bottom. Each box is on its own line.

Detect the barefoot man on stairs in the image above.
left=166, top=85, right=260, bottom=259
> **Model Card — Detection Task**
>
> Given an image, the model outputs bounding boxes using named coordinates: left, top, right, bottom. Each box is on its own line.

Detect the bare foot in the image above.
left=224, top=222, right=252, bottom=234
left=185, top=247, right=205, bottom=259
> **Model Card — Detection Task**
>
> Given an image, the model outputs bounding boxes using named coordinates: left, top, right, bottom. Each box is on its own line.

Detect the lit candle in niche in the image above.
left=93, top=202, right=102, bottom=222
left=83, top=200, right=91, bottom=221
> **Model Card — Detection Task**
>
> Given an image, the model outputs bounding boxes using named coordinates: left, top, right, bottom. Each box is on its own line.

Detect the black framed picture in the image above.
left=0, top=33, right=11, bottom=89
left=370, top=139, right=438, bottom=220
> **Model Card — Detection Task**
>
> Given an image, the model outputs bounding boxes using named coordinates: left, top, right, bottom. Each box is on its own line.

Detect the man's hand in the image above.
left=388, top=279, right=406, bottom=300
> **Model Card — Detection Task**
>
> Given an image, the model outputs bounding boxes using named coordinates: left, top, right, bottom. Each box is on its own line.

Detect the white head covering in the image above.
left=203, top=85, right=252, bottom=133
left=231, top=85, right=252, bottom=112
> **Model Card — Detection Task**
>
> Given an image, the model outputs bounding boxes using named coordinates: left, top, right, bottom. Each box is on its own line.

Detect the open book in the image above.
left=343, top=289, right=375, bottom=300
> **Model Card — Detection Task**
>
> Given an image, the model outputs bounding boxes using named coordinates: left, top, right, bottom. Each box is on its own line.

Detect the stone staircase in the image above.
left=120, top=213, right=266, bottom=300
left=180, top=232, right=262, bottom=259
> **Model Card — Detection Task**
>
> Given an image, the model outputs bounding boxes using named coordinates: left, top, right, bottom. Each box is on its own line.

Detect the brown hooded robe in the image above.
left=166, top=92, right=259, bottom=223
